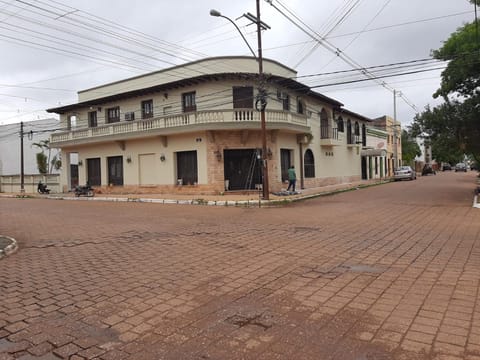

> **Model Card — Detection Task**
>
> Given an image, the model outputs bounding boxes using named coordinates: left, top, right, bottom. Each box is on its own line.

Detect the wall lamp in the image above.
left=160, top=154, right=166, bottom=162
left=126, top=155, right=132, bottom=163
left=214, top=150, right=222, bottom=162
left=78, top=160, right=83, bottom=166
left=267, top=148, right=273, bottom=160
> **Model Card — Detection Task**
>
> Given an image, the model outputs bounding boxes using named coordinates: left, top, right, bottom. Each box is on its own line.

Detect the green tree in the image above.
left=412, top=0, right=480, bottom=161
left=401, top=129, right=421, bottom=167
left=32, top=139, right=60, bottom=174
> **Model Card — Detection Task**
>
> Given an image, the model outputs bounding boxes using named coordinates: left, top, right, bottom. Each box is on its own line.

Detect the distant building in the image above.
left=415, top=135, right=435, bottom=172
left=371, top=115, right=402, bottom=176
left=0, top=118, right=60, bottom=175
left=361, top=126, right=388, bottom=179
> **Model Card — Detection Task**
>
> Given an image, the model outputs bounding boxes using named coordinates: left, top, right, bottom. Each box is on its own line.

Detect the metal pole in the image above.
left=256, top=0, right=269, bottom=200
left=393, top=90, right=398, bottom=172
left=20, top=121, right=25, bottom=193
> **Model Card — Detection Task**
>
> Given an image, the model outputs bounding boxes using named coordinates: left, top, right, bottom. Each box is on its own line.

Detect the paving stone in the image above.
left=0, top=174, right=478, bottom=359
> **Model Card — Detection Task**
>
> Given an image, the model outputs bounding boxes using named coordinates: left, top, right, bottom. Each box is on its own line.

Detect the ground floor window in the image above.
left=107, top=156, right=123, bottom=185
left=177, top=151, right=198, bottom=185
left=87, top=158, right=101, bottom=186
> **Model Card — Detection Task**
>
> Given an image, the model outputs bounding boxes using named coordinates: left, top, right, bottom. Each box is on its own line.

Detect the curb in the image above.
left=0, top=235, right=18, bottom=259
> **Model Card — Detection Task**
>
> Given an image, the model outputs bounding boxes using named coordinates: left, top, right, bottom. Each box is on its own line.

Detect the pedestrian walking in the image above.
left=286, top=165, right=297, bottom=192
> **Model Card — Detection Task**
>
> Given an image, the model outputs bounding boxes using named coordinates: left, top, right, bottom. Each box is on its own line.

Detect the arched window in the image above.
left=362, top=123, right=366, bottom=146
left=354, top=121, right=360, bottom=144
left=347, top=119, right=352, bottom=144
left=304, top=149, right=315, bottom=178
left=337, top=116, right=344, bottom=132
left=320, top=109, right=329, bottom=139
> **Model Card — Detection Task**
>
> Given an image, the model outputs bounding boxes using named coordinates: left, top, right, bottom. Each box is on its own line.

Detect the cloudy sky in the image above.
left=0, top=0, right=475, bottom=127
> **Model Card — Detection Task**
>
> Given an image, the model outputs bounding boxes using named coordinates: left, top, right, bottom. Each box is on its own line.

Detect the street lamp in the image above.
left=209, top=9, right=257, bottom=59
left=210, top=1, right=270, bottom=200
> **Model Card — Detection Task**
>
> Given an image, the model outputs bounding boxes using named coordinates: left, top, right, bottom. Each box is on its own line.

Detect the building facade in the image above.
left=372, top=115, right=402, bottom=176
left=47, top=57, right=371, bottom=195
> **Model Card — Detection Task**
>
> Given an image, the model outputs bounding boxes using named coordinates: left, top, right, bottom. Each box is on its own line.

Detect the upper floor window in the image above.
left=141, top=99, right=153, bottom=119
left=337, top=116, right=344, bottom=132
left=297, top=99, right=305, bottom=115
left=282, top=94, right=290, bottom=111
left=233, top=86, right=253, bottom=108
left=354, top=121, right=360, bottom=136
left=277, top=90, right=290, bottom=111
left=182, top=92, right=196, bottom=113
left=106, top=107, right=120, bottom=123
left=67, top=115, right=77, bottom=130
left=88, top=111, right=97, bottom=128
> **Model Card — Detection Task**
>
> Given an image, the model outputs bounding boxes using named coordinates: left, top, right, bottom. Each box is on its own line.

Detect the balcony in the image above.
left=319, top=126, right=343, bottom=146
left=50, top=109, right=309, bottom=147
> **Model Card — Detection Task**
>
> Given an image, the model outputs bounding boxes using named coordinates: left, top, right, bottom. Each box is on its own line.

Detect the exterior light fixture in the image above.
left=160, top=154, right=166, bottom=162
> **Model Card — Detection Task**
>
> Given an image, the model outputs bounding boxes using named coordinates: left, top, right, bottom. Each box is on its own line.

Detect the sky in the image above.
left=0, top=0, right=476, bottom=128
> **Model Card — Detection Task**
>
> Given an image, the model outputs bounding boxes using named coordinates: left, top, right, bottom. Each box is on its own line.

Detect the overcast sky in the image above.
left=0, top=0, right=475, bottom=127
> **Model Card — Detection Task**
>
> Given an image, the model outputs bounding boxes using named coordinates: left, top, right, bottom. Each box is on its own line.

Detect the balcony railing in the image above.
left=320, top=126, right=343, bottom=146
left=50, top=109, right=309, bottom=145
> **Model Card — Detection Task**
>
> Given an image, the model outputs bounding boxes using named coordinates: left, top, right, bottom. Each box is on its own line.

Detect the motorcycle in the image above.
left=37, top=181, right=50, bottom=194
left=74, top=183, right=94, bottom=197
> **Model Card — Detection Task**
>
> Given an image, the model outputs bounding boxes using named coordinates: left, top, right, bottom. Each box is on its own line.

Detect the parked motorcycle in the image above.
left=74, top=183, right=94, bottom=197
left=37, top=181, right=50, bottom=194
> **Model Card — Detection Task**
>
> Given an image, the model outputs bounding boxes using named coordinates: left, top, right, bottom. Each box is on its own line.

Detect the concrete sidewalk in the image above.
left=1, top=179, right=388, bottom=206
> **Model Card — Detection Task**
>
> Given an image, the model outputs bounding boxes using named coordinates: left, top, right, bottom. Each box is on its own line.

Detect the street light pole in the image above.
left=210, top=2, right=270, bottom=199
left=393, top=89, right=401, bottom=171
left=255, top=0, right=269, bottom=200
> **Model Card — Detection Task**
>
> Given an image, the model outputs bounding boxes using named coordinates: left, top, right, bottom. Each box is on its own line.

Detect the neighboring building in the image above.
left=0, top=118, right=60, bottom=175
left=361, top=126, right=388, bottom=180
left=47, top=56, right=372, bottom=195
left=371, top=115, right=402, bottom=176
left=415, top=135, right=436, bottom=172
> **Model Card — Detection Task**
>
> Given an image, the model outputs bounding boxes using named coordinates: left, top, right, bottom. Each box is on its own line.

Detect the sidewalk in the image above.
left=1, top=179, right=388, bottom=206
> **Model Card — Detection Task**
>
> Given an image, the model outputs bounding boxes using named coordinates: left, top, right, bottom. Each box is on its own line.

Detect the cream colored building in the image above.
left=47, top=56, right=371, bottom=195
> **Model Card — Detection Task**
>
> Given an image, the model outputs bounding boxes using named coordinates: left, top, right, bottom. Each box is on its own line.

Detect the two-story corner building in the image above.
left=371, top=115, right=402, bottom=176
left=47, top=56, right=371, bottom=195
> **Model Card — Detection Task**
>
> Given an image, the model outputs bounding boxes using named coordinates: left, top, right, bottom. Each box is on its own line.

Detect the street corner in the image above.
left=0, top=235, right=18, bottom=259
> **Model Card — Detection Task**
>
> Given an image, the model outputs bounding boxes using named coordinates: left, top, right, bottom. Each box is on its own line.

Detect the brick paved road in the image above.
left=0, top=171, right=479, bottom=360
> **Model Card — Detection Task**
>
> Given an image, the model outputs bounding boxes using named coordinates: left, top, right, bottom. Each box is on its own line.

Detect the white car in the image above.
left=394, top=166, right=417, bottom=181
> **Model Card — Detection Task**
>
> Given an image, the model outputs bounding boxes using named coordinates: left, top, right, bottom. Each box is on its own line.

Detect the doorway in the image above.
left=108, top=156, right=123, bottom=185
left=224, top=149, right=262, bottom=190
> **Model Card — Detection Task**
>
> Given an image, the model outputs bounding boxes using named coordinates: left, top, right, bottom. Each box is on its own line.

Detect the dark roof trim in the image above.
left=47, top=72, right=343, bottom=114
left=338, top=108, right=372, bottom=122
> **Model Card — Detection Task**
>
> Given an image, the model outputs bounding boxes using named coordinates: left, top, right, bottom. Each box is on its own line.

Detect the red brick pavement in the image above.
left=0, top=171, right=479, bottom=359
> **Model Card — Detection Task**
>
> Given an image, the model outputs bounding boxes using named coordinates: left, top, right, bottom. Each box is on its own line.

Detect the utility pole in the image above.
left=256, top=0, right=269, bottom=200
left=393, top=90, right=399, bottom=172
left=20, top=121, right=25, bottom=193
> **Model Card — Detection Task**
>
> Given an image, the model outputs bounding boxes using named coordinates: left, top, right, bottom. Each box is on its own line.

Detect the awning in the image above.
left=361, top=149, right=387, bottom=157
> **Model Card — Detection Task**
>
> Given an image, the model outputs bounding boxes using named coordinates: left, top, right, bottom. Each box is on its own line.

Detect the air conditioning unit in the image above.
left=125, top=112, right=135, bottom=121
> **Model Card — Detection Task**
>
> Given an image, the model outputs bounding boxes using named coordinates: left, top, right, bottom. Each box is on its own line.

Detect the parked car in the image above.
left=455, top=163, right=467, bottom=172
left=394, top=166, right=417, bottom=181
left=422, top=164, right=436, bottom=176
left=442, top=163, right=452, bottom=171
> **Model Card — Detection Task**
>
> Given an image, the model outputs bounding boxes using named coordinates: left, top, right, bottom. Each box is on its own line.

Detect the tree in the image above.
left=32, top=139, right=60, bottom=174
left=401, top=129, right=421, bottom=166
left=412, top=0, right=480, bottom=161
